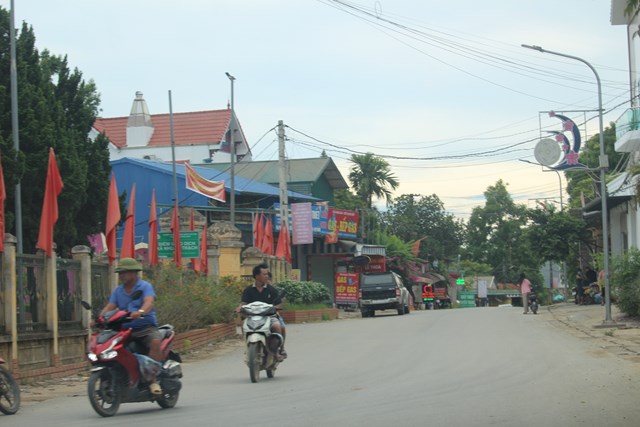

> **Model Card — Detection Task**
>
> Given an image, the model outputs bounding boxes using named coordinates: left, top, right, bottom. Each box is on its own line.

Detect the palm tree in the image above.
left=348, top=152, right=399, bottom=208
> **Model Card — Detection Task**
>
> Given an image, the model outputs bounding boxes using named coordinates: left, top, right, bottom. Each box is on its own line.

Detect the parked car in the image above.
left=359, top=272, right=410, bottom=317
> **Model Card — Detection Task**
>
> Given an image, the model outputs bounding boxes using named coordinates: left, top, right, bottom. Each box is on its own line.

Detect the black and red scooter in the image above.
left=82, top=293, right=182, bottom=417
left=0, top=357, right=20, bottom=415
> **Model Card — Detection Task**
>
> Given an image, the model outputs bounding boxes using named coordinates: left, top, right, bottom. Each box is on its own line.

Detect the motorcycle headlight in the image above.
left=247, top=317, right=267, bottom=330
left=99, top=350, right=118, bottom=360
left=88, top=352, right=98, bottom=362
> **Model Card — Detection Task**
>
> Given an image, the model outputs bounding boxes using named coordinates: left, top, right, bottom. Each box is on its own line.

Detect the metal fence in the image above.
left=56, top=258, right=82, bottom=331
left=17, top=254, right=46, bottom=333
left=91, top=261, right=111, bottom=314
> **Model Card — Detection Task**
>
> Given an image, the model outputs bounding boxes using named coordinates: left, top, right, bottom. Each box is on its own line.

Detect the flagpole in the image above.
left=10, top=0, right=25, bottom=323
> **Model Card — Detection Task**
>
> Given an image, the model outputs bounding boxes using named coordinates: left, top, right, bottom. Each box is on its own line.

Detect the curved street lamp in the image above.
left=521, top=44, right=613, bottom=324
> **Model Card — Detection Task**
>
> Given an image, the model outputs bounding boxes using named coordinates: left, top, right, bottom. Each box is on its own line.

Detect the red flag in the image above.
left=283, top=225, right=292, bottom=264
left=190, top=208, right=199, bottom=270
left=261, top=215, right=274, bottom=255
left=120, top=184, right=136, bottom=259
left=105, top=174, right=120, bottom=265
left=148, top=190, right=159, bottom=266
left=171, top=202, right=182, bottom=266
left=275, top=224, right=292, bottom=264
left=36, top=148, right=64, bottom=256
left=255, top=212, right=264, bottom=249
left=0, top=153, right=5, bottom=253
left=411, top=236, right=427, bottom=257
left=194, top=223, right=208, bottom=274
left=411, top=240, right=421, bottom=257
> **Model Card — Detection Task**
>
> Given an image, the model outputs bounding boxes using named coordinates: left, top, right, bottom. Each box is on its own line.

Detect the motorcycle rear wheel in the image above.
left=0, top=367, right=20, bottom=415
left=157, top=391, right=179, bottom=409
left=88, top=370, right=121, bottom=417
left=248, top=342, right=262, bottom=383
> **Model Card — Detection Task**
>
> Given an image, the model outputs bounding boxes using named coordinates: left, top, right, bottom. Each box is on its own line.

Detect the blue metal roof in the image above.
left=110, top=157, right=318, bottom=246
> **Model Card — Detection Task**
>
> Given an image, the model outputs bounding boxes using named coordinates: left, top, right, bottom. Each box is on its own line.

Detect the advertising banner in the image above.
left=158, top=231, right=199, bottom=258
left=335, top=272, right=359, bottom=304
left=273, top=203, right=359, bottom=239
left=291, top=202, right=314, bottom=245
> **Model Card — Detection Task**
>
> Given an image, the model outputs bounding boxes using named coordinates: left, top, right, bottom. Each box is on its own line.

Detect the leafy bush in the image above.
left=275, top=280, right=331, bottom=305
left=609, top=248, right=640, bottom=317
left=148, top=263, right=243, bottom=332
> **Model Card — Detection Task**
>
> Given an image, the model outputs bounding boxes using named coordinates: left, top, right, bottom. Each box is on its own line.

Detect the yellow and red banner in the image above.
left=185, top=164, right=225, bottom=202
left=335, top=272, right=359, bottom=304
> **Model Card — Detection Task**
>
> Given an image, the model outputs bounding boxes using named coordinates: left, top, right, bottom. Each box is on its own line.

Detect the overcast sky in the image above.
left=3, top=0, right=630, bottom=218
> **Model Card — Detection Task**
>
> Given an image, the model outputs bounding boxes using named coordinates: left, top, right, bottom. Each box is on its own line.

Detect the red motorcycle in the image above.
left=82, top=296, right=182, bottom=417
left=0, top=357, right=20, bottom=415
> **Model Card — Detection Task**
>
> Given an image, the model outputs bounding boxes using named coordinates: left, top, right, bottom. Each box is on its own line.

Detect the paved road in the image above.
left=4, top=307, right=640, bottom=426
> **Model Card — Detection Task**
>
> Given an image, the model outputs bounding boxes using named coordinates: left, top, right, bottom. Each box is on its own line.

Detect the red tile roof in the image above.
left=93, top=109, right=232, bottom=149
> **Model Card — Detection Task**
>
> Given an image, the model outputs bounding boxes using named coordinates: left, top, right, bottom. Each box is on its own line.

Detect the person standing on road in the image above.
left=519, top=272, right=532, bottom=314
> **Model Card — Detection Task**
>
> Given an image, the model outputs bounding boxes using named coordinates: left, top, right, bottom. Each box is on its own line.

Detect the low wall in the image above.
left=280, top=308, right=339, bottom=323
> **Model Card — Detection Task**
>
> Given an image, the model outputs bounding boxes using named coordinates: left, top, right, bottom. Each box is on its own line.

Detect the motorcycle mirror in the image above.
left=131, top=290, right=143, bottom=300
left=81, top=301, right=92, bottom=310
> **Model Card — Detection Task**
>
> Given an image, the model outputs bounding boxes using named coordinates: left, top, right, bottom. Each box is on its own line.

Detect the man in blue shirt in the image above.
left=98, top=257, right=162, bottom=394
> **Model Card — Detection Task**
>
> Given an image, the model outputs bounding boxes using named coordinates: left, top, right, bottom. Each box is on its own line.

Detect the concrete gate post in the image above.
left=72, top=245, right=92, bottom=332
left=2, top=234, right=18, bottom=365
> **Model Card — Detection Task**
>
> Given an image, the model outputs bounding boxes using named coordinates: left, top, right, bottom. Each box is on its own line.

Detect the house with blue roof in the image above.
left=110, top=157, right=318, bottom=248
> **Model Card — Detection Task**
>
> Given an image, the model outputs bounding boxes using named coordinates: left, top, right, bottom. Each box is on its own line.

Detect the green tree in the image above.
left=526, top=206, right=587, bottom=263
left=348, top=152, right=399, bottom=208
left=565, top=122, right=623, bottom=209
left=0, top=9, right=109, bottom=254
left=381, top=193, right=464, bottom=264
left=464, top=180, right=536, bottom=282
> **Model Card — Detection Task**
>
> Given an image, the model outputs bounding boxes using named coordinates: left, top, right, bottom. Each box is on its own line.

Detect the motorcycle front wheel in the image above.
left=88, top=369, right=121, bottom=417
left=0, top=366, right=20, bottom=415
left=157, top=391, right=179, bottom=409
left=248, top=342, right=263, bottom=383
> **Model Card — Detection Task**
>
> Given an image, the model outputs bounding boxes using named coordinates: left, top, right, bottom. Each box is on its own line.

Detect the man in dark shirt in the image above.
left=236, top=263, right=287, bottom=358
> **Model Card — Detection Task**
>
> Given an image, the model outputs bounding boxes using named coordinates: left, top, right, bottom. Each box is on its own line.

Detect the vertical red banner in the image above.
left=335, top=272, right=359, bottom=304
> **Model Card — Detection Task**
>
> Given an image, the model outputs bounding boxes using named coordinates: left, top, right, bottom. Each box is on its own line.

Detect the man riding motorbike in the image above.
left=97, top=257, right=163, bottom=395
left=236, top=263, right=287, bottom=359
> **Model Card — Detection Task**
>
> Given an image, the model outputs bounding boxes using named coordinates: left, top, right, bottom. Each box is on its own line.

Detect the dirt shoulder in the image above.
left=542, top=302, right=640, bottom=363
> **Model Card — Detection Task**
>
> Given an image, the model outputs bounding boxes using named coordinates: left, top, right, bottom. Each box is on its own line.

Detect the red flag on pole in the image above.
left=120, top=184, right=136, bottom=259
left=190, top=208, right=198, bottom=270
left=171, top=202, right=182, bottom=266
left=283, top=225, right=292, bottom=264
left=255, top=212, right=264, bottom=249
left=275, top=224, right=292, bottom=264
left=105, top=174, right=120, bottom=265
left=0, top=153, right=6, bottom=253
left=148, top=190, right=159, bottom=267
left=36, top=148, right=64, bottom=256
left=261, top=215, right=274, bottom=256
left=194, top=223, right=208, bottom=274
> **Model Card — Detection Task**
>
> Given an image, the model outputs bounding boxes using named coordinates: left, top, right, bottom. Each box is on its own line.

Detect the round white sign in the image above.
left=534, top=138, right=562, bottom=167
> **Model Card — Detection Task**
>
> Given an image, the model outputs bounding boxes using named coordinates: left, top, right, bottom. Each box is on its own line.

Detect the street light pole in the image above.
left=522, top=44, right=613, bottom=324
left=225, top=72, right=236, bottom=226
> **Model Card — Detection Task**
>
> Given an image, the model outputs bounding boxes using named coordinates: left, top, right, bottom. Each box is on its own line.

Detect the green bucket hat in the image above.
left=115, top=257, right=142, bottom=272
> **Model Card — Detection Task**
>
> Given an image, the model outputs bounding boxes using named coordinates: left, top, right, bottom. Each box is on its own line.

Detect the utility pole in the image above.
left=168, top=90, right=178, bottom=203
left=225, top=72, right=236, bottom=226
left=278, top=121, right=288, bottom=234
